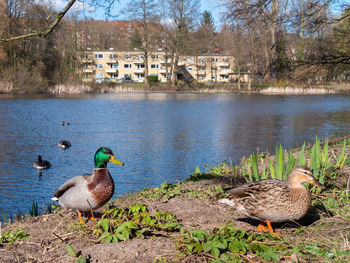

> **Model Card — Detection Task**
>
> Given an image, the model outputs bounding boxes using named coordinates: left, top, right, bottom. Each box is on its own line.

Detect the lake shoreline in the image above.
left=2, top=81, right=350, bottom=95
left=1, top=136, right=350, bottom=262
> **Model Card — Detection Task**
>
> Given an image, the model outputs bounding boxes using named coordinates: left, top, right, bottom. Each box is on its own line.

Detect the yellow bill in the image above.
left=109, top=155, right=124, bottom=166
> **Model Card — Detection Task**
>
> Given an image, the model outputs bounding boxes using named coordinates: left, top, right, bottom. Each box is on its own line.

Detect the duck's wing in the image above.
left=54, top=174, right=92, bottom=198
left=227, top=179, right=287, bottom=199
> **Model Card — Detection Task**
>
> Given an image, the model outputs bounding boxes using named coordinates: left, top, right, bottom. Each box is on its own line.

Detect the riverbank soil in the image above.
left=1, top=137, right=350, bottom=262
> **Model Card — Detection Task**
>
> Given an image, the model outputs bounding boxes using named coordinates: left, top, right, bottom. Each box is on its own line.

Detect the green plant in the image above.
left=93, top=204, right=183, bottom=243
left=297, top=143, right=306, bottom=165
left=178, top=224, right=282, bottom=262
left=0, top=228, right=29, bottom=244
left=147, top=75, right=158, bottom=83
left=29, top=201, right=39, bottom=217
left=66, top=244, right=88, bottom=263
left=140, top=182, right=184, bottom=200
left=336, top=140, right=348, bottom=169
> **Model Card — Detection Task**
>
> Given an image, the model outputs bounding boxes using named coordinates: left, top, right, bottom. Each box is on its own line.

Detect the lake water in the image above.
left=0, top=93, right=350, bottom=219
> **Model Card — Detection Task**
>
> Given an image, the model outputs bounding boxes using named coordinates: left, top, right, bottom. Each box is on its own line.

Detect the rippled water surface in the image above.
left=0, top=93, right=350, bottom=219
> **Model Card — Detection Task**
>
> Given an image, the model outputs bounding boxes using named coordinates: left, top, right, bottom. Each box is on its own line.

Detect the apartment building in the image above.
left=80, top=49, right=243, bottom=83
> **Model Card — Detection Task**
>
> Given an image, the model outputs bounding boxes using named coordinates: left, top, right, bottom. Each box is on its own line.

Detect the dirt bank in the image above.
left=1, top=137, right=350, bottom=262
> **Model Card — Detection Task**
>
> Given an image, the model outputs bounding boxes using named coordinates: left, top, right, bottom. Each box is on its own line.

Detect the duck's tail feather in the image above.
left=51, top=197, right=59, bottom=201
left=218, top=198, right=235, bottom=207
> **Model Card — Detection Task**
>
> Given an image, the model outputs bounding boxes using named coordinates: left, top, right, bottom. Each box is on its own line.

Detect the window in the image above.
left=82, top=53, right=90, bottom=59
left=151, top=64, right=159, bottom=69
left=111, top=63, right=118, bottom=68
left=222, top=58, right=230, bottom=62
left=186, top=57, right=194, bottom=63
left=198, top=58, right=207, bottom=63
left=109, top=53, right=118, bottom=59
left=137, top=73, right=145, bottom=79
left=111, top=73, right=119, bottom=79
left=210, top=58, right=218, bottom=62
left=124, top=54, right=131, bottom=59
left=95, top=54, right=104, bottom=59
left=124, top=64, right=132, bottom=68
left=96, top=63, right=104, bottom=69
left=151, top=54, right=159, bottom=59
left=95, top=73, right=104, bottom=78
left=211, top=67, right=217, bottom=71
left=137, top=64, right=145, bottom=69
left=124, top=74, right=132, bottom=78
left=136, top=54, right=143, bottom=60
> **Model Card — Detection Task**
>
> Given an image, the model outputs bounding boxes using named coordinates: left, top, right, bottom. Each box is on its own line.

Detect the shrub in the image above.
left=147, top=75, right=158, bottom=83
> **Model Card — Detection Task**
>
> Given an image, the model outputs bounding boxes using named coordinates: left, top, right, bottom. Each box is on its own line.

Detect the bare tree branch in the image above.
left=0, top=0, right=77, bottom=43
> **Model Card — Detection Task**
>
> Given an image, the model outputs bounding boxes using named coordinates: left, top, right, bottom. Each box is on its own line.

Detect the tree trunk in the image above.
left=238, top=72, right=241, bottom=90
left=248, top=70, right=251, bottom=91
left=144, top=50, right=150, bottom=87
left=171, top=52, right=178, bottom=89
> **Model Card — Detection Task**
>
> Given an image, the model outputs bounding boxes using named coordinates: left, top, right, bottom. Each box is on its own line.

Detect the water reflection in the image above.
left=0, top=93, right=349, bottom=219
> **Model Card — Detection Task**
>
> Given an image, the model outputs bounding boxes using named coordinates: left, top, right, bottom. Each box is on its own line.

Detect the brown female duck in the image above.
left=218, top=166, right=323, bottom=235
left=52, top=147, right=124, bottom=223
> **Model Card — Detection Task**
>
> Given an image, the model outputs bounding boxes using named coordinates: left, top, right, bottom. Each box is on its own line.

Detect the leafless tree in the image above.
left=126, top=0, right=160, bottom=86
left=161, top=0, right=200, bottom=88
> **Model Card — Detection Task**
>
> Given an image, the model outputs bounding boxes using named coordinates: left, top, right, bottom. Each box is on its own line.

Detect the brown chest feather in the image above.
left=87, top=169, right=115, bottom=205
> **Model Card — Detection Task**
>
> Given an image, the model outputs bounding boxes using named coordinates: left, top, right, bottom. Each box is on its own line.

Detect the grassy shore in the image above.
left=2, top=80, right=350, bottom=95
left=1, top=136, right=350, bottom=262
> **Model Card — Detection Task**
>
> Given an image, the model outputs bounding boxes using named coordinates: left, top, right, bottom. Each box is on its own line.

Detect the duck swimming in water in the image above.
left=218, top=166, right=323, bottom=235
left=52, top=147, right=124, bottom=223
left=58, top=140, right=71, bottom=149
left=61, top=121, right=70, bottom=126
left=33, top=155, right=51, bottom=170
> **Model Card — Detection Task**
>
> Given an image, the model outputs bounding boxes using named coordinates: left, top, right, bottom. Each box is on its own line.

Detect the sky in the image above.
left=50, top=0, right=225, bottom=29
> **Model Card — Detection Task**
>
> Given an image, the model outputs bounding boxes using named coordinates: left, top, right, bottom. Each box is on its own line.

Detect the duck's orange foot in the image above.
left=77, top=211, right=84, bottom=224
left=87, top=211, right=98, bottom=221
left=257, top=221, right=280, bottom=236
left=257, top=223, right=267, bottom=232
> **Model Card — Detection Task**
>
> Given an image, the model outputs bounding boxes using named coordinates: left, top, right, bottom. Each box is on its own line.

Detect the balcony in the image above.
left=134, top=59, right=144, bottom=64
left=159, top=68, right=169, bottom=74
left=133, top=68, right=145, bottom=73
left=196, top=70, right=206, bottom=75
left=81, top=58, right=93, bottom=63
left=196, top=62, right=206, bottom=67
left=83, top=68, right=94, bottom=73
left=106, top=68, right=118, bottom=73
left=219, top=70, right=230, bottom=75
left=106, top=59, right=117, bottom=64
left=219, top=62, right=230, bottom=67
left=160, top=59, right=171, bottom=64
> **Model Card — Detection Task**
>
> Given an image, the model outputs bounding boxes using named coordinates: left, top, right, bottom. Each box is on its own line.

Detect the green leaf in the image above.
left=211, top=247, right=221, bottom=258
left=75, top=257, right=87, bottom=263
left=97, top=232, right=111, bottom=242
left=186, top=244, right=194, bottom=253
left=220, top=252, right=230, bottom=260
left=203, top=241, right=213, bottom=253
left=66, top=244, right=77, bottom=257
left=98, top=219, right=110, bottom=232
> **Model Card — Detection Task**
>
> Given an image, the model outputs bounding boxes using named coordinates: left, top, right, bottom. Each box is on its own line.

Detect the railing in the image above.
left=106, top=68, right=118, bottom=73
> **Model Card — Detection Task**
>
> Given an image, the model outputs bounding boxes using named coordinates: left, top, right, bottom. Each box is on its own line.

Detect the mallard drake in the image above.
left=61, top=121, right=70, bottom=126
left=52, top=147, right=124, bottom=223
left=218, top=166, right=323, bottom=235
left=33, top=155, right=51, bottom=170
left=58, top=140, right=71, bottom=149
